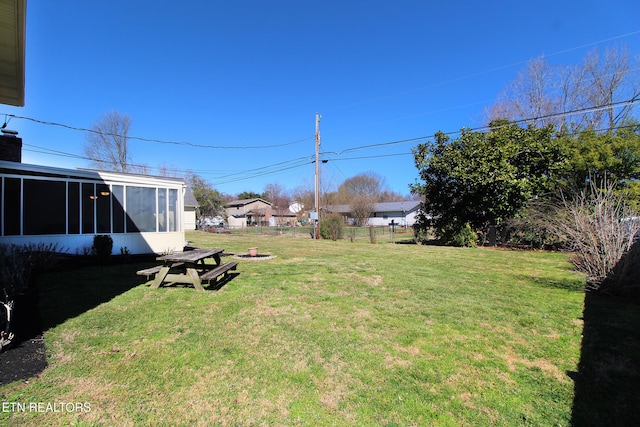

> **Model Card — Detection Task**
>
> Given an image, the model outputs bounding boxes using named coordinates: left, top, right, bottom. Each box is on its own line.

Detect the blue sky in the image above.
left=3, top=1, right=640, bottom=198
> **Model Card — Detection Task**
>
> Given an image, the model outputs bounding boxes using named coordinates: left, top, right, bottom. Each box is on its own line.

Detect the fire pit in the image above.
left=233, top=248, right=276, bottom=261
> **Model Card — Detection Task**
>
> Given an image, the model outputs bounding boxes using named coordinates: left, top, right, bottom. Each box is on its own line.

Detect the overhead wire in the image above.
left=328, top=30, right=640, bottom=111
left=5, top=25, right=640, bottom=187
left=4, top=114, right=315, bottom=150
left=5, top=30, right=638, bottom=154
left=210, top=158, right=315, bottom=186
left=322, top=98, right=640, bottom=158
left=21, top=142, right=316, bottom=182
left=13, top=97, right=640, bottom=186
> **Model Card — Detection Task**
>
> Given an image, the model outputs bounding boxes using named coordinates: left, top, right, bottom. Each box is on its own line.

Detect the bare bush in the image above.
left=0, top=243, right=62, bottom=294
left=0, top=243, right=62, bottom=350
left=546, top=180, right=640, bottom=293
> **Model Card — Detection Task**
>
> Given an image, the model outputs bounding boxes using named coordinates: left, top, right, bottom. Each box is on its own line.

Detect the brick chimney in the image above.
left=0, top=129, right=22, bottom=162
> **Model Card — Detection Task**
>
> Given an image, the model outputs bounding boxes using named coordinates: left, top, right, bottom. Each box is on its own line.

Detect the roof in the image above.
left=0, top=160, right=186, bottom=187
left=184, top=186, right=198, bottom=207
left=273, top=211, right=297, bottom=217
left=372, top=201, right=421, bottom=212
left=226, top=198, right=272, bottom=207
left=0, top=0, right=26, bottom=106
left=325, top=200, right=421, bottom=214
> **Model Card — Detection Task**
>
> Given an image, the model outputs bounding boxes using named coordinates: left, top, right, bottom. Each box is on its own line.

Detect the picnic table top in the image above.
left=156, top=248, right=223, bottom=263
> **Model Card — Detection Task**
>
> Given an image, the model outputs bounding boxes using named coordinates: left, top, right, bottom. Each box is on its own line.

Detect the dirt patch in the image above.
left=233, top=254, right=277, bottom=261
left=0, top=293, right=48, bottom=386
left=0, top=335, right=47, bottom=386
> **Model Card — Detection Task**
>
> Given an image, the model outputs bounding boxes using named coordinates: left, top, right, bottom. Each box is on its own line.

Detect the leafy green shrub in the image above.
left=441, top=223, right=478, bottom=247
left=93, top=235, right=113, bottom=262
left=413, top=227, right=431, bottom=244
left=319, top=215, right=344, bottom=241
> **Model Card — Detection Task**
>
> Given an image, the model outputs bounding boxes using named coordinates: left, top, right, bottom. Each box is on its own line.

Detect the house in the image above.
left=0, top=134, right=187, bottom=255
left=225, top=198, right=272, bottom=228
left=183, top=186, right=198, bottom=231
left=269, top=209, right=298, bottom=227
left=324, top=200, right=422, bottom=227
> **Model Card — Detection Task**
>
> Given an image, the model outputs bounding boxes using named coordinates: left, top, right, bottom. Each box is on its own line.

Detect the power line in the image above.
left=328, top=30, right=640, bottom=111
left=12, top=98, right=640, bottom=187
left=3, top=114, right=315, bottom=150
left=323, top=98, right=640, bottom=158
left=326, top=152, right=413, bottom=161
left=22, top=142, right=316, bottom=182
left=210, top=159, right=314, bottom=186
left=208, top=155, right=315, bottom=180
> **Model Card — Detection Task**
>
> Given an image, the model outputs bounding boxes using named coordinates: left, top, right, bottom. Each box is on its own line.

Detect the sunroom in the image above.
left=0, top=160, right=186, bottom=255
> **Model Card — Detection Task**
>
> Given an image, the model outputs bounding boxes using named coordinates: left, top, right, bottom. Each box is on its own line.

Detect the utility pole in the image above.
left=314, top=112, right=321, bottom=239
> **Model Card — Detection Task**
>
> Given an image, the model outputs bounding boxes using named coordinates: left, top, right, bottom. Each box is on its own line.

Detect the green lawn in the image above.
left=1, top=231, right=589, bottom=425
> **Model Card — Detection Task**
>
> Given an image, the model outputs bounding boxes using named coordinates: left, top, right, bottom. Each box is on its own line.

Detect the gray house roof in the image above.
left=226, top=198, right=272, bottom=207
left=184, top=186, right=198, bottom=208
left=371, top=201, right=421, bottom=213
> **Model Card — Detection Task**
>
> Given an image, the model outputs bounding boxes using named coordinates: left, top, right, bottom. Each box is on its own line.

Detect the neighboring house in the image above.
left=324, top=200, right=422, bottom=227
left=269, top=209, right=298, bottom=227
left=225, top=198, right=272, bottom=228
left=183, top=186, right=198, bottom=231
left=0, top=134, right=187, bottom=255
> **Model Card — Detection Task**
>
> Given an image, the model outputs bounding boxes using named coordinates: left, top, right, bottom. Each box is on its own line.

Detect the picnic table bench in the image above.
left=136, top=248, right=238, bottom=291
left=136, top=263, right=184, bottom=280
left=199, top=261, right=238, bottom=282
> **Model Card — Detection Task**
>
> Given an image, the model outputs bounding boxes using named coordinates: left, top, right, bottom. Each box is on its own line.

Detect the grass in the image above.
left=0, top=231, right=591, bottom=425
left=215, top=224, right=416, bottom=243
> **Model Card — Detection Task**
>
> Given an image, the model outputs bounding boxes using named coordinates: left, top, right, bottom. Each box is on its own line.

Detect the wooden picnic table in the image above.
left=147, top=248, right=236, bottom=291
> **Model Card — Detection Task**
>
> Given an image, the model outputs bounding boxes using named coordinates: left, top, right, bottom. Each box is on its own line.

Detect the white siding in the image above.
left=184, top=207, right=197, bottom=231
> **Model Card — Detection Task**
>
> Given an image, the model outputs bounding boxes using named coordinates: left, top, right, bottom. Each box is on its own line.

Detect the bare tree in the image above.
left=84, top=111, right=133, bottom=172
left=291, top=183, right=313, bottom=214
left=487, top=45, right=640, bottom=132
left=337, top=172, right=386, bottom=226
left=157, top=162, right=180, bottom=178
left=580, top=46, right=640, bottom=130
left=350, top=194, right=375, bottom=227
left=292, top=174, right=338, bottom=218
left=337, top=171, right=386, bottom=202
left=488, top=56, right=560, bottom=128
left=264, top=183, right=292, bottom=226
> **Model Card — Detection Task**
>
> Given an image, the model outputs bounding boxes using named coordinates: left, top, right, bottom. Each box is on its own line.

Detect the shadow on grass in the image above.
left=1, top=259, right=156, bottom=385
left=570, top=292, right=640, bottom=426
left=207, top=272, right=240, bottom=291
left=35, top=260, right=240, bottom=328
left=152, top=272, right=239, bottom=291
left=519, top=274, right=586, bottom=292
left=35, top=259, right=157, bottom=332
